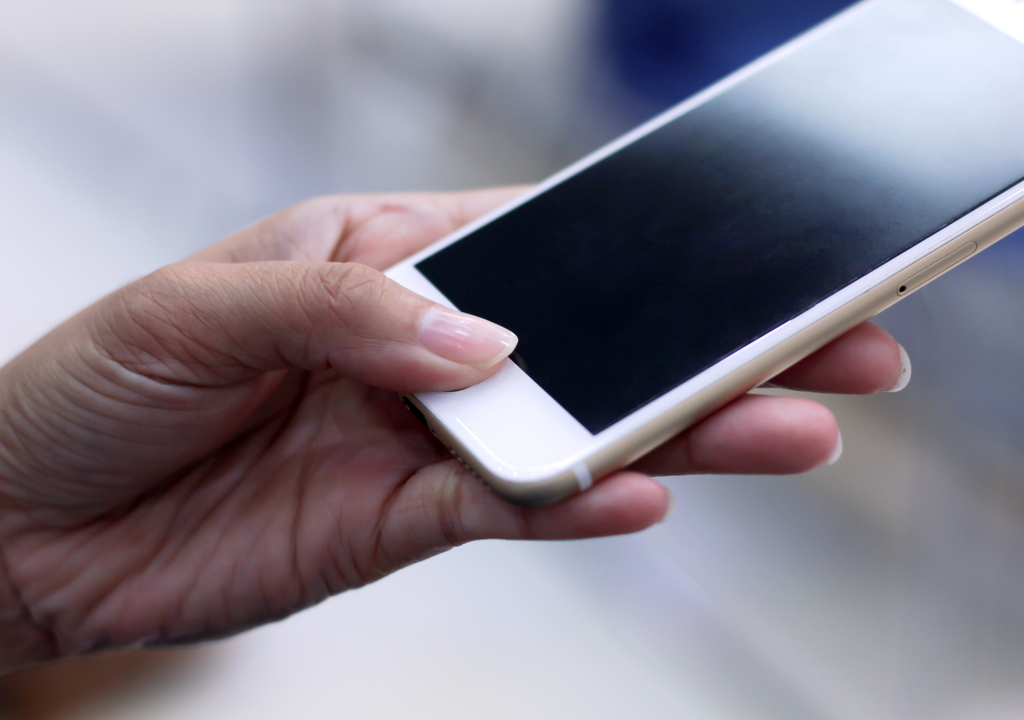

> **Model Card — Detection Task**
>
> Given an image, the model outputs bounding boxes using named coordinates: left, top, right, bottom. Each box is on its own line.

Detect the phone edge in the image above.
left=407, top=194, right=1024, bottom=506
left=582, top=195, right=1024, bottom=490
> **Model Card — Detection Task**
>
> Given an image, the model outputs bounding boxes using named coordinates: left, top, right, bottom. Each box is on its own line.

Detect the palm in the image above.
left=20, top=376, right=441, bottom=649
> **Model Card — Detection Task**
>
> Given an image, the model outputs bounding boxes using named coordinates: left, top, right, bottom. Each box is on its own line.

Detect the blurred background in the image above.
left=1, top=1, right=1024, bottom=718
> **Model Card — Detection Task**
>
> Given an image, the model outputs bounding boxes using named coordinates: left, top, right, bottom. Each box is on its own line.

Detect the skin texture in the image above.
left=0, top=187, right=904, bottom=671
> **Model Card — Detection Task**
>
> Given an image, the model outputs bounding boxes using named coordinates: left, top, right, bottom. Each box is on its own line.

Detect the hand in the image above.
left=0, top=188, right=906, bottom=670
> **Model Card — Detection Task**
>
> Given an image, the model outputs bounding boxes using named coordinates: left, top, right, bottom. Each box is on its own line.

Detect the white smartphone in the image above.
left=386, top=0, right=1024, bottom=505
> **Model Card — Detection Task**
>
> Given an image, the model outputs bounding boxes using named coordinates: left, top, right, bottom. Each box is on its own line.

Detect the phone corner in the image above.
left=471, top=463, right=585, bottom=508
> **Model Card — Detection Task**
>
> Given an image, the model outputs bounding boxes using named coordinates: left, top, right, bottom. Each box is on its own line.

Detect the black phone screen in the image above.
left=417, top=0, right=1024, bottom=434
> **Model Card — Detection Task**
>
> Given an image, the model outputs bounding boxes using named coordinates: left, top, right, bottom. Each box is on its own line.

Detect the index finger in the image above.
left=190, top=186, right=531, bottom=266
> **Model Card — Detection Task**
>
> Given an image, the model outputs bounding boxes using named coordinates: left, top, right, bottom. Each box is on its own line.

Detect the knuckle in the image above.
left=95, top=263, right=222, bottom=376
left=115, top=263, right=201, bottom=332
left=265, top=196, right=351, bottom=261
left=434, top=464, right=469, bottom=549
left=131, top=264, right=189, bottom=307
left=307, top=262, right=392, bottom=328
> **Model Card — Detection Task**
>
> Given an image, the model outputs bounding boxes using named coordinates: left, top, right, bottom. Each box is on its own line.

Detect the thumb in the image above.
left=103, top=260, right=517, bottom=391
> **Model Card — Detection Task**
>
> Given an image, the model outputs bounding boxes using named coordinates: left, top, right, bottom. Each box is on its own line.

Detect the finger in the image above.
left=631, top=394, right=841, bottom=476
left=190, top=187, right=530, bottom=266
left=102, top=260, right=517, bottom=391
left=368, top=393, right=838, bottom=568
left=371, top=461, right=670, bottom=571
left=769, top=321, right=906, bottom=394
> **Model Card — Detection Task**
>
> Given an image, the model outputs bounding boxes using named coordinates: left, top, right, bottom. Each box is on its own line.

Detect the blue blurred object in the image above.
left=599, top=0, right=854, bottom=109
left=597, top=0, right=1024, bottom=253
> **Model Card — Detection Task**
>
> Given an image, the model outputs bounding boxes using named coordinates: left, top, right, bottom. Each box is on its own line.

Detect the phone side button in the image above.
left=897, top=241, right=977, bottom=297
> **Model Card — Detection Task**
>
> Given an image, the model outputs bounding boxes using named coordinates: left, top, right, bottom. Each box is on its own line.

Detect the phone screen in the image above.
left=417, top=0, right=1024, bottom=434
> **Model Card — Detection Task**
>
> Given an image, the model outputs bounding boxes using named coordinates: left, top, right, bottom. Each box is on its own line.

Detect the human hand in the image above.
left=0, top=188, right=906, bottom=670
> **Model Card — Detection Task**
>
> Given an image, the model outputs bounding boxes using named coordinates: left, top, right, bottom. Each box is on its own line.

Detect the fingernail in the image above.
left=826, top=431, right=844, bottom=466
left=418, top=305, right=518, bottom=368
left=885, top=343, right=912, bottom=393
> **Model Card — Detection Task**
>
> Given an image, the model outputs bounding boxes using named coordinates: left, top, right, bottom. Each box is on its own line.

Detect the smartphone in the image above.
left=386, top=0, right=1024, bottom=505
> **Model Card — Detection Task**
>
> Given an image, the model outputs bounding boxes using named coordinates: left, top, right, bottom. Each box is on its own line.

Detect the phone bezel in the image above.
left=384, top=0, right=1024, bottom=499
